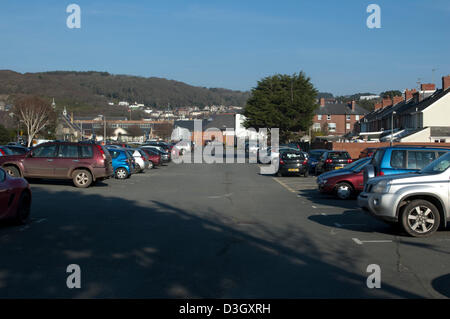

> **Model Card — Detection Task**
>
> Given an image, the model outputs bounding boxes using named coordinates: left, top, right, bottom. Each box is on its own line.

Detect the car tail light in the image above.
left=95, top=145, right=106, bottom=160
left=302, top=160, right=308, bottom=165
left=280, top=159, right=285, bottom=165
left=141, top=156, right=145, bottom=161
left=0, top=149, right=4, bottom=155
left=347, top=159, right=353, bottom=163
left=377, top=171, right=385, bottom=176
left=325, top=159, right=332, bottom=164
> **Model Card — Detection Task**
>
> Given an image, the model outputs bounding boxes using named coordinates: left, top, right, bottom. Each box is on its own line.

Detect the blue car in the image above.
left=366, top=146, right=450, bottom=178
left=307, top=149, right=328, bottom=174
left=0, top=146, right=14, bottom=157
left=106, top=147, right=134, bottom=179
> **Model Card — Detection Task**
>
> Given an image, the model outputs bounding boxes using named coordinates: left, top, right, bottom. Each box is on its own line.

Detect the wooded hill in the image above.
left=0, top=70, right=251, bottom=111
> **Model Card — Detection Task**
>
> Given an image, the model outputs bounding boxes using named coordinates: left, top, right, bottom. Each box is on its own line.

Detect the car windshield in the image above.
left=281, top=152, right=304, bottom=160
left=309, top=151, right=325, bottom=159
left=350, top=158, right=371, bottom=172
left=421, top=152, right=450, bottom=174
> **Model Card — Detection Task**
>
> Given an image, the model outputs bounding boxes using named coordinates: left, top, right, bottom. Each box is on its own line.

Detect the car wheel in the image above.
left=401, top=200, right=440, bottom=237
left=15, top=191, right=31, bottom=225
left=72, top=169, right=93, bottom=188
left=115, top=168, right=128, bottom=180
left=335, top=182, right=353, bottom=200
left=5, top=166, right=20, bottom=177
left=148, top=161, right=154, bottom=169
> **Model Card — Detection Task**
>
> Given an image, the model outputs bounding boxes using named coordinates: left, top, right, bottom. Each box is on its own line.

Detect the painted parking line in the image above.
left=352, top=238, right=393, bottom=245
left=272, top=177, right=296, bottom=193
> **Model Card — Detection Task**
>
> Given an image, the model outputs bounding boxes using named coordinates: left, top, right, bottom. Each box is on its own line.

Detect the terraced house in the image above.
left=312, top=98, right=369, bottom=137
left=360, top=75, right=450, bottom=143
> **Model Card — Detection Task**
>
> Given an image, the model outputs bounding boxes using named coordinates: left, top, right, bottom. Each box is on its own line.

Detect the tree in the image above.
left=243, top=72, right=318, bottom=142
left=13, top=96, right=56, bottom=147
left=0, top=124, right=15, bottom=144
left=381, top=90, right=402, bottom=99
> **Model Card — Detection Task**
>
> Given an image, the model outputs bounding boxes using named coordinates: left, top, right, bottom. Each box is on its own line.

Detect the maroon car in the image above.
left=0, top=167, right=31, bottom=224
left=141, top=148, right=162, bottom=167
left=0, top=142, right=113, bottom=188
left=317, top=158, right=370, bottom=199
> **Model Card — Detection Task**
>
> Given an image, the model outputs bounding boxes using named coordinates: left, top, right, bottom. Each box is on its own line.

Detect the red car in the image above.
left=141, top=148, right=161, bottom=167
left=317, top=158, right=371, bottom=199
left=0, top=167, right=31, bottom=224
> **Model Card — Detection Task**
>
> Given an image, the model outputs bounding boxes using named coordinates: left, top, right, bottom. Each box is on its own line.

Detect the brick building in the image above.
left=312, top=99, right=369, bottom=136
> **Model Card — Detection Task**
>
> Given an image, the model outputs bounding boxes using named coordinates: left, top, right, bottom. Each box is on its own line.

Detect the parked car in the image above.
left=317, top=157, right=372, bottom=199
left=142, top=146, right=170, bottom=163
left=106, top=147, right=134, bottom=179
left=138, top=149, right=153, bottom=169
left=0, top=142, right=113, bottom=188
left=0, top=167, right=31, bottom=224
left=125, top=148, right=147, bottom=173
left=358, top=152, right=450, bottom=237
left=307, top=149, right=328, bottom=173
left=363, top=146, right=450, bottom=184
left=4, top=145, right=29, bottom=155
left=141, top=148, right=162, bottom=167
left=358, top=147, right=377, bottom=159
left=314, top=151, right=353, bottom=175
left=276, top=150, right=308, bottom=177
left=0, top=146, right=14, bottom=156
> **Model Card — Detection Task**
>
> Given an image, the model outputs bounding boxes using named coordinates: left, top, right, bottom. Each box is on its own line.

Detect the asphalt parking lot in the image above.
left=0, top=161, right=449, bottom=298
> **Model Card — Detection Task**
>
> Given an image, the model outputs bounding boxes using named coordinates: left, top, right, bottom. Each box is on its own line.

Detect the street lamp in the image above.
left=390, top=111, right=396, bottom=147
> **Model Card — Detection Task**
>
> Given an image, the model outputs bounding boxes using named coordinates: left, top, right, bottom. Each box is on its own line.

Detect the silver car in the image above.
left=358, top=152, right=450, bottom=237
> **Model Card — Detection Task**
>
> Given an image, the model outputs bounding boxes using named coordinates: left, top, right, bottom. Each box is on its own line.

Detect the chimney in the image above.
left=382, top=98, right=393, bottom=108
left=443, top=75, right=450, bottom=91
left=392, top=96, right=404, bottom=105
left=351, top=100, right=356, bottom=111
left=320, top=98, right=326, bottom=107
left=421, top=83, right=436, bottom=91
left=404, top=89, right=417, bottom=101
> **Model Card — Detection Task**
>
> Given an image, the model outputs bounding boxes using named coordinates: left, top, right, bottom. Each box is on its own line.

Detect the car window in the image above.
left=422, top=152, right=450, bottom=174
left=109, top=150, right=120, bottom=159
left=282, top=152, right=304, bottom=160
left=372, top=149, right=385, bottom=167
left=0, top=147, right=13, bottom=155
left=80, top=145, right=93, bottom=158
left=390, top=150, right=406, bottom=168
left=438, top=151, right=448, bottom=158
left=57, top=144, right=79, bottom=158
left=328, top=152, right=350, bottom=160
left=33, top=144, right=57, bottom=158
left=407, top=151, right=436, bottom=170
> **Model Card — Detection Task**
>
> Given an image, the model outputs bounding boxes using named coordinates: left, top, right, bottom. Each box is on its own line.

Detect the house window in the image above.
left=327, top=115, right=331, bottom=121
left=346, top=115, right=351, bottom=121
left=328, top=123, right=336, bottom=132
left=355, top=115, right=360, bottom=121
left=346, top=123, right=351, bottom=130
left=317, top=115, right=322, bottom=120
left=313, top=123, right=321, bottom=131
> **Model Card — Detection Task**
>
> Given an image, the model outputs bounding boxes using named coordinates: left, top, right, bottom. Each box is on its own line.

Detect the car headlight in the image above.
left=372, top=180, right=391, bottom=193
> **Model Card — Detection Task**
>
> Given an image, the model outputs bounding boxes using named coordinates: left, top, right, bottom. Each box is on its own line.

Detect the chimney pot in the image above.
left=421, top=83, right=436, bottom=91
left=320, top=98, right=325, bottom=107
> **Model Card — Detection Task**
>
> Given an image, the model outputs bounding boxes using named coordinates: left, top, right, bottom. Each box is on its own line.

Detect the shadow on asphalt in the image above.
left=0, top=188, right=430, bottom=298
left=432, top=274, right=450, bottom=298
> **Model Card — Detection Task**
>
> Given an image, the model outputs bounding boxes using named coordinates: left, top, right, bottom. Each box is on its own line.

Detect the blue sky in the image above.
left=0, top=0, right=449, bottom=95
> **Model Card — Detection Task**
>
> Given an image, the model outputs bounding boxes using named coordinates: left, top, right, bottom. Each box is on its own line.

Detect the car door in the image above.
left=23, top=144, right=58, bottom=177
left=53, top=144, right=80, bottom=178
left=0, top=169, right=10, bottom=219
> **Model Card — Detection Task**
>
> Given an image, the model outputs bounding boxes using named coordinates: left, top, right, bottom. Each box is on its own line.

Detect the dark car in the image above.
left=315, top=150, right=353, bottom=175
left=276, top=150, right=308, bottom=177
left=307, top=149, right=328, bottom=173
left=0, top=167, right=31, bottom=224
left=317, top=157, right=372, bottom=199
left=358, top=147, right=377, bottom=159
left=0, top=142, right=113, bottom=188
left=0, top=146, right=14, bottom=157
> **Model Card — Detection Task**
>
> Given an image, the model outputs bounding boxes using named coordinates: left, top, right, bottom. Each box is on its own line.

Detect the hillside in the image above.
left=0, top=70, right=251, bottom=112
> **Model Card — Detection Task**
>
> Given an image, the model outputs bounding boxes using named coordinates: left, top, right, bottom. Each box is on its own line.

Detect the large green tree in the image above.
left=243, top=72, right=318, bottom=142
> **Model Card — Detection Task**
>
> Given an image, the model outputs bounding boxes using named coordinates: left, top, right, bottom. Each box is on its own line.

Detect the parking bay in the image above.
left=0, top=162, right=449, bottom=298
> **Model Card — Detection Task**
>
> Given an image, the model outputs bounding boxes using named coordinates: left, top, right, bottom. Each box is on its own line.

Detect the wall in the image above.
left=423, top=93, right=450, bottom=127
left=313, top=114, right=359, bottom=135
